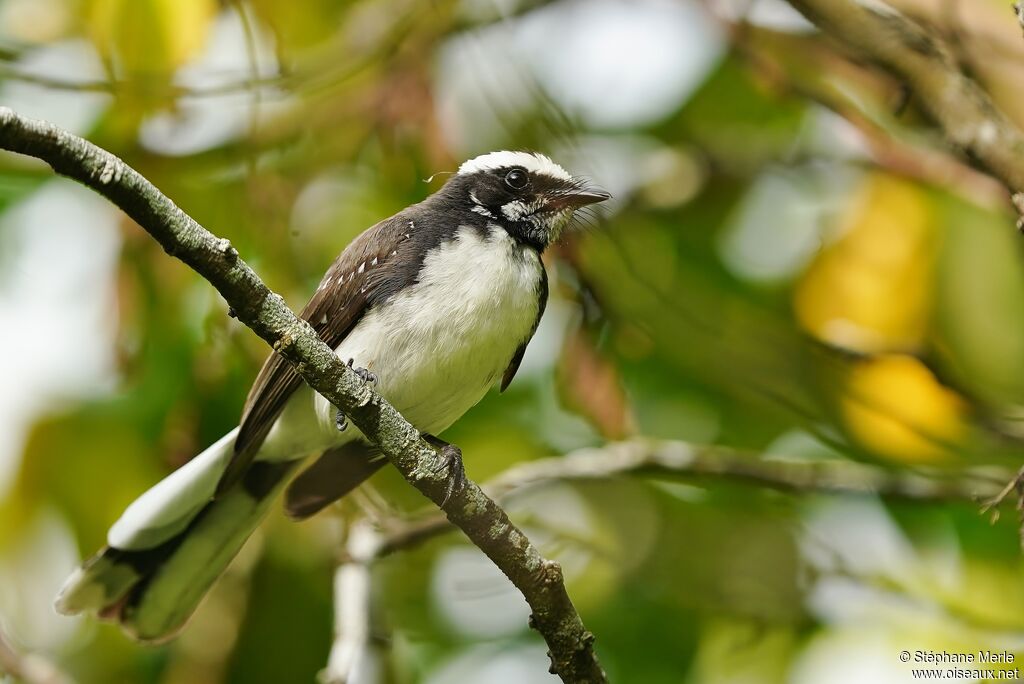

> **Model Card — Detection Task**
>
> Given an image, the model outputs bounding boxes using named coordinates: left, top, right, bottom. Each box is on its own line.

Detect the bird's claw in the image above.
left=347, top=358, right=378, bottom=386
left=432, top=443, right=466, bottom=506
left=335, top=360, right=378, bottom=432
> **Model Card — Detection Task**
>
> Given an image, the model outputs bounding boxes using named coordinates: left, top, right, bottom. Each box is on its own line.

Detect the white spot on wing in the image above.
left=358, top=262, right=365, bottom=274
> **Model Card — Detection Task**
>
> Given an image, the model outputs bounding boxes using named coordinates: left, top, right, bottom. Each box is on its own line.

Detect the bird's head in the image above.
left=443, top=151, right=610, bottom=250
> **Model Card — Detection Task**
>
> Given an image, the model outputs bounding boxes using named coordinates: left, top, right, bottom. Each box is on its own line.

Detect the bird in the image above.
left=54, top=150, right=610, bottom=642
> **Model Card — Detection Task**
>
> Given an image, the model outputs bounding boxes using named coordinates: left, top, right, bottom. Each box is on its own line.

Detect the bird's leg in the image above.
left=334, top=359, right=378, bottom=432
left=422, top=434, right=466, bottom=505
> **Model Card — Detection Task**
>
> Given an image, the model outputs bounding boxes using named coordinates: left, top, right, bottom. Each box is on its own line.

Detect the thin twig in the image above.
left=980, top=466, right=1024, bottom=551
left=705, top=12, right=1008, bottom=209
left=0, top=107, right=606, bottom=684
left=370, top=440, right=1010, bottom=561
left=784, top=0, right=1024, bottom=195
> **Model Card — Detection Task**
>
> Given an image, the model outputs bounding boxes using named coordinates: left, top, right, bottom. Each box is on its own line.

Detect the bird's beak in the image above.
left=548, top=187, right=612, bottom=212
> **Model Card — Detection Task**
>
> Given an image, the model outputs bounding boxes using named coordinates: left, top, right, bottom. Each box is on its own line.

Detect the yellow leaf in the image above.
left=86, top=0, right=216, bottom=75
left=840, top=354, right=967, bottom=463
left=795, top=174, right=934, bottom=353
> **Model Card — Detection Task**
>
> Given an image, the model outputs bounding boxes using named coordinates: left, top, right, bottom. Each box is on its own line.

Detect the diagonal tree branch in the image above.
left=0, top=107, right=606, bottom=684
left=783, top=0, right=1024, bottom=196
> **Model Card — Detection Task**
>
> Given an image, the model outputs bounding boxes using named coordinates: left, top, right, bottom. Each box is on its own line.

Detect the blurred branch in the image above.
left=782, top=0, right=1024, bottom=196
left=0, top=0, right=543, bottom=103
left=0, top=108, right=606, bottom=684
left=0, top=63, right=287, bottom=99
left=323, top=521, right=385, bottom=684
left=716, top=20, right=1007, bottom=209
left=0, top=627, right=72, bottom=684
left=366, top=439, right=1008, bottom=562
left=1014, top=2, right=1024, bottom=39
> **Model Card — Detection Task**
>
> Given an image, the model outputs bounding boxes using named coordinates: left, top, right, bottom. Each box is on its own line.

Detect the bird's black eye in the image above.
left=504, top=168, right=529, bottom=190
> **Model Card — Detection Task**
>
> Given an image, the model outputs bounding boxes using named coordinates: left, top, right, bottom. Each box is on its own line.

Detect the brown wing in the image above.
left=500, top=266, right=548, bottom=392
left=283, top=442, right=385, bottom=519
left=216, top=213, right=419, bottom=492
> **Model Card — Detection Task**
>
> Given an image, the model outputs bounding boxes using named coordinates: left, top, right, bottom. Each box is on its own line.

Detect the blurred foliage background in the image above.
left=3, top=0, right=1024, bottom=682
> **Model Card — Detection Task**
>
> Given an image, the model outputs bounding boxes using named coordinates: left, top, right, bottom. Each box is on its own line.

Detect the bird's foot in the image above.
left=347, top=358, right=378, bottom=385
left=335, top=359, right=378, bottom=432
left=424, top=435, right=465, bottom=506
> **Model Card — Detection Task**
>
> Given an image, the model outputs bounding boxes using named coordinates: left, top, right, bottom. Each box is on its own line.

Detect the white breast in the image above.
left=315, top=225, right=543, bottom=437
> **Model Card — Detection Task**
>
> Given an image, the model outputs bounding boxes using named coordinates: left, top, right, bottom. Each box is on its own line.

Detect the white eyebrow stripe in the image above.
left=457, top=151, right=572, bottom=181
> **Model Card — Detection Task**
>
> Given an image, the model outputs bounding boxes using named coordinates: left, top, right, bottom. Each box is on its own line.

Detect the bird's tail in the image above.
left=54, top=429, right=297, bottom=642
